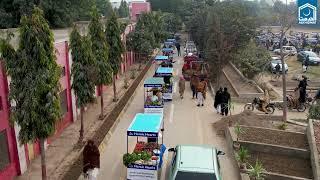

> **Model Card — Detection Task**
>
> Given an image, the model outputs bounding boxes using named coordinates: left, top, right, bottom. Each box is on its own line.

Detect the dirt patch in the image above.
left=247, top=152, right=313, bottom=179
left=240, top=127, right=308, bottom=149
left=313, top=121, right=320, bottom=154
left=213, top=111, right=306, bottom=136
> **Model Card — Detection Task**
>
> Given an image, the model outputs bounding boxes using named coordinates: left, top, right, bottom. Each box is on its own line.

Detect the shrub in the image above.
left=236, top=146, right=250, bottom=164
left=248, top=160, right=266, bottom=180
left=308, top=104, right=320, bottom=120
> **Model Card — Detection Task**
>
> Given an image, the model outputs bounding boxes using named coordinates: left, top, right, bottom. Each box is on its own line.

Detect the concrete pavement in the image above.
left=94, top=52, right=240, bottom=180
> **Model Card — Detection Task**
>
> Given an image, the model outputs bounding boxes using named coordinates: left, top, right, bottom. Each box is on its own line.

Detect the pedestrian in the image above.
left=179, top=75, right=186, bottom=99
left=176, top=42, right=181, bottom=56
left=221, top=87, right=231, bottom=116
left=190, top=73, right=199, bottom=99
left=214, top=87, right=223, bottom=114
left=298, top=75, right=308, bottom=104
left=196, top=78, right=207, bottom=106
left=83, top=140, right=100, bottom=180
left=274, top=62, right=281, bottom=80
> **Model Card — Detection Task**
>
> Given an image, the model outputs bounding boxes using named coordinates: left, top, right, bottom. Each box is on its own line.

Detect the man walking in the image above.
left=298, top=75, right=308, bottom=104
left=179, top=75, right=186, bottom=99
left=190, top=73, right=199, bottom=99
left=176, top=42, right=181, bottom=56
left=274, top=62, right=281, bottom=80
left=196, top=78, right=207, bottom=107
left=214, top=87, right=223, bottom=114
left=83, top=140, right=100, bottom=180
left=221, top=87, right=231, bottom=116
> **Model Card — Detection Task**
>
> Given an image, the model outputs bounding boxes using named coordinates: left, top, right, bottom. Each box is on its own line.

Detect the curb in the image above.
left=287, top=119, right=308, bottom=127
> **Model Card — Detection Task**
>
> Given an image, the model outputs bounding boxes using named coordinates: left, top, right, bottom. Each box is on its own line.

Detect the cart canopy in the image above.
left=167, top=39, right=176, bottom=43
left=144, top=77, right=164, bottom=87
left=156, top=67, right=173, bottom=76
left=127, top=113, right=163, bottom=137
left=155, top=55, right=169, bottom=61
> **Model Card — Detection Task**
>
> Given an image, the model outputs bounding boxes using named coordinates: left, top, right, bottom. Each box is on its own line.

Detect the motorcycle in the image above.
left=244, top=98, right=275, bottom=114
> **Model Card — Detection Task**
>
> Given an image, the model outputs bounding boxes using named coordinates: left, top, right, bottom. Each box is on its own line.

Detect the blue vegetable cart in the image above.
left=144, top=77, right=164, bottom=114
left=126, top=113, right=166, bottom=180
left=154, top=67, right=173, bottom=101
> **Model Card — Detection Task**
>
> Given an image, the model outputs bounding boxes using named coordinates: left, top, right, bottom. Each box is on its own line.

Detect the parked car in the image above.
left=274, top=46, right=297, bottom=56
left=168, top=145, right=224, bottom=180
left=270, top=57, right=288, bottom=73
left=297, top=51, right=320, bottom=65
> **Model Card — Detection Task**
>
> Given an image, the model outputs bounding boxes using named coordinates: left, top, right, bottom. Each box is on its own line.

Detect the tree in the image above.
left=233, top=41, right=271, bottom=79
left=96, top=0, right=114, bottom=17
left=118, top=0, right=129, bottom=18
left=105, top=12, right=124, bottom=102
left=162, top=13, right=182, bottom=34
left=0, top=7, right=61, bottom=180
left=70, top=27, right=96, bottom=142
left=89, top=8, right=113, bottom=119
left=273, top=0, right=296, bottom=122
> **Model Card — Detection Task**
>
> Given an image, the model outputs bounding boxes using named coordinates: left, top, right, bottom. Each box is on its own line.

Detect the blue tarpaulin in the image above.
left=127, top=113, right=163, bottom=137
left=156, top=67, right=173, bottom=76
left=144, top=77, right=164, bottom=87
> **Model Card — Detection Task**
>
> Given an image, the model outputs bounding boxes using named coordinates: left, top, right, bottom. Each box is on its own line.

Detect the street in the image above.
left=95, top=52, right=240, bottom=180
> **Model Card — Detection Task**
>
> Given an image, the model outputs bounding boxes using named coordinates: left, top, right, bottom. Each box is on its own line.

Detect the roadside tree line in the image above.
left=0, top=5, right=171, bottom=180
left=0, top=0, right=130, bottom=28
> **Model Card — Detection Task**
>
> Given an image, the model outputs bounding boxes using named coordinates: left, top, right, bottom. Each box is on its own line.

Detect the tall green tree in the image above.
left=0, top=7, right=61, bottom=180
left=162, top=12, right=182, bottom=34
left=118, top=0, right=129, bottom=18
left=89, top=8, right=113, bottom=119
left=96, top=0, right=114, bottom=17
left=70, top=27, right=96, bottom=142
left=105, top=12, right=124, bottom=101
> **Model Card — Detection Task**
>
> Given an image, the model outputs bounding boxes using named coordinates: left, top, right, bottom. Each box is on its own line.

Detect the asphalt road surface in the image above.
left=94, top=51, right=240, bottom=180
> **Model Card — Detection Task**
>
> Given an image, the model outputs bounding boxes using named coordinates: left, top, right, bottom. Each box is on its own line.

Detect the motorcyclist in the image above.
left=259, top=89, right=270, bottom=113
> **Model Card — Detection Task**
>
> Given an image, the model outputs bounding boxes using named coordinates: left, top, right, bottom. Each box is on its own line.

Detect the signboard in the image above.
left=144, top=107, right=164, bottom=114
left=127, top=167, right=157, bottom=180
left=298, top=0, right=317, bottom=24
left=127, top=131, right=158, bottom=137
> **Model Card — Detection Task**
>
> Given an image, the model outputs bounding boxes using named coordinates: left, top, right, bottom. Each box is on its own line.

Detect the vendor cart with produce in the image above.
left=144, top=77, right=165, bottom=114
left=154, top=67, right=174, bottom=101
left=164, top=41, right=174, bottom=48
left=124, top=113, right=166, bottom=180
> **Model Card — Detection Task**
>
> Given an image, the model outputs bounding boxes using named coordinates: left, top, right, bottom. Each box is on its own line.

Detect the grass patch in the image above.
left=286, top=56, right=320, bottom=80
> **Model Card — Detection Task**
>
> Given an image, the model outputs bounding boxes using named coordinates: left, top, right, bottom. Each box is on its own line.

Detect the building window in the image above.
left=61, top=66, right=66, bottom=77
left=0, top=96, right=3, bottom=111
left=0, top=130, right=10, bottom=171
left=59, top=89, right=68, bottom=115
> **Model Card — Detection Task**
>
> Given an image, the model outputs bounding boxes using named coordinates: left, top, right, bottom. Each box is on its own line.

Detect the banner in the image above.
left=298, top=0, right=318, bottom=24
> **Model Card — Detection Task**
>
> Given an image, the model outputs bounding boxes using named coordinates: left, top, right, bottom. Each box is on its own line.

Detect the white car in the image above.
left=270, top=57, right=288, bottom=73
left=274, top=46, right=297, bottom=56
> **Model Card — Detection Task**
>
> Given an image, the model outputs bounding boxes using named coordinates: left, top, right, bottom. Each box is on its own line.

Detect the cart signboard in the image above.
left=144, top=78, right=164, bottom=114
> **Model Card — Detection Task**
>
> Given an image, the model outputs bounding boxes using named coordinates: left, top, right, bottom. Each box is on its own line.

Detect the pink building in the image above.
left=0, top=24, right=137, bottom=179
left=129, top=1, right=151, bottom=22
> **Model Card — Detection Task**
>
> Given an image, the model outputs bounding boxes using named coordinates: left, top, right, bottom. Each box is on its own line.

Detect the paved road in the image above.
left=95, top=52, right=240, bottom=180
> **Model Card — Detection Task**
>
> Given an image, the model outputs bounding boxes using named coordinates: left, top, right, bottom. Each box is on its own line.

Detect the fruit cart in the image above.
left=144, top=77, right=165, bottom=114
left=154, top=55, right=169, bottom=70
left=125, top=113, right=166, bottom=180
left=162, top=48, right=174, bottom=55
left=154, top=67, right=173, bottom=101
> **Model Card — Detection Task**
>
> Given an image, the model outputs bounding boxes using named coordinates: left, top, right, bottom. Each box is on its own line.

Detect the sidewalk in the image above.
left=16, top=62, right=147, bottom=180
